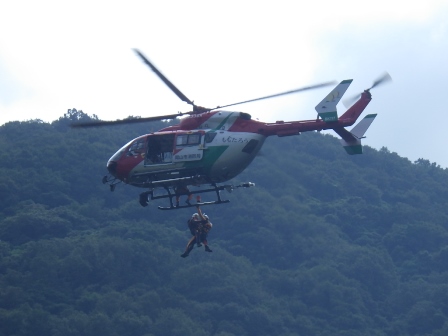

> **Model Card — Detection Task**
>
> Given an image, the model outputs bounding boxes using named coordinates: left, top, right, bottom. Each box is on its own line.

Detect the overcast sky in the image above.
left=1, top=1, right=448, bottom=167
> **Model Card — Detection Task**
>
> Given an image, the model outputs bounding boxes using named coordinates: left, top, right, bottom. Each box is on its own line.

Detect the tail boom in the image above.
left=339, top=90, right=372, bottom=123
left=227, top=81, right=374, bottom=143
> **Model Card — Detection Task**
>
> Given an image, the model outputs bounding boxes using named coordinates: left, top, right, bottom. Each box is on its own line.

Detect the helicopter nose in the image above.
left=107, top=161, right=117, bottom=176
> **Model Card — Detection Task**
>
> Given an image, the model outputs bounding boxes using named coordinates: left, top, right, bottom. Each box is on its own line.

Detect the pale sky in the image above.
left=1, top=1, right=448, bottom=167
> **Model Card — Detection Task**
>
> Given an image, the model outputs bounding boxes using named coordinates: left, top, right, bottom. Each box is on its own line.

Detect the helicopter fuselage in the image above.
left=106, top=91, right=371, bottom=190
left=107, top=126, right=265, bottom=188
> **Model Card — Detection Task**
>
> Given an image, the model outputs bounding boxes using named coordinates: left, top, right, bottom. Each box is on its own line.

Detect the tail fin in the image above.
left=334, top=114, right=377, bottom=155
left=315, top=79, right=353, bottom=122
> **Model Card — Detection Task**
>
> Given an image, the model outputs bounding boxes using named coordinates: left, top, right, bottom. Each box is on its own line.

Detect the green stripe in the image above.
left=344, top=145, right=363, bottom=155
left=183, top=146, right=229, bottom=172
left=319, top=111, right=338, bottom=122
left=212, top=113, right=234, bottom=131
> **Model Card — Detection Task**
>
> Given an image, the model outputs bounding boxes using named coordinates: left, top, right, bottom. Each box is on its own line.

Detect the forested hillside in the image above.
left=1, top=111, right=448, bottom=336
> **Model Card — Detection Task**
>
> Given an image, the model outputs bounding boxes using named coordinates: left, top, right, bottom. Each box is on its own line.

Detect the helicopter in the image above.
left=72, top=49, right=391, bottom=210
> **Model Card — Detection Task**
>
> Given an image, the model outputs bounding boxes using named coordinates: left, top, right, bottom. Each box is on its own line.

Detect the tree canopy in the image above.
left=1, top=114, right=448, bottom=335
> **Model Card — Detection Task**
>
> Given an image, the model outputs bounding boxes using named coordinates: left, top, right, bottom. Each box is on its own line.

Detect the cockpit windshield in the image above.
left=109, top=138, right=140, bottom=162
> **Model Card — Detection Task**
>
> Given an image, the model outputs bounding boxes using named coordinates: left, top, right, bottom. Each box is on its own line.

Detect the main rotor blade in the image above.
left=133, top=49, right=194, bottom=106
left=214, top=81, right=337, bottom=110
left=71, top=113, right=187, bottom=128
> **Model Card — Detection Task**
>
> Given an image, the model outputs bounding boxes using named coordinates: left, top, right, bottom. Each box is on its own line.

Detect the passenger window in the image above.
left=176, top=133, right=201, bottom=146
left=176, top=135, right=188, bottom=146
left=205, top=132, right=217, bottom=143
left=242, top=139, right=259, bottom=154
left=187, top=134, right=200, bottom=145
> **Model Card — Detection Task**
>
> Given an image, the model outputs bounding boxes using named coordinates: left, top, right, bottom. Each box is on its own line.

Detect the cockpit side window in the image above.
left=176, top=135, right=188, bottom=146
left=127, top=138, right=146, bottom=156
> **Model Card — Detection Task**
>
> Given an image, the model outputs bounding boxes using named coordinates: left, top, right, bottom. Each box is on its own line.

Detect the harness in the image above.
left=188, top=218, right=211, bottom=234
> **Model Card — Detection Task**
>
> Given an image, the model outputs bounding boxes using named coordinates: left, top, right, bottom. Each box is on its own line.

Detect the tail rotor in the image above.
left=344, top=72, right=392, bottom=108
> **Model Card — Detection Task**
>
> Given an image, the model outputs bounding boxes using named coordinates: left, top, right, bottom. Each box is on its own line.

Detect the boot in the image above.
left=205, top=245, right=212, bottom=252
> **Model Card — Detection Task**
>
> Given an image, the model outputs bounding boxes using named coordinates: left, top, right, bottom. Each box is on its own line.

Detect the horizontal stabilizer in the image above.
left=350, top=113, right=377, bottom=138
left=334, top=114, right=377, bottom=155
left=315, top=79, right=353, bottom=122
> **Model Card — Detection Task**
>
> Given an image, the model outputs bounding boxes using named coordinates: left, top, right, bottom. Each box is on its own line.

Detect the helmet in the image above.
left=192, top=213, right=199, bottom=219
left=203, top=214, right=209, bottom=219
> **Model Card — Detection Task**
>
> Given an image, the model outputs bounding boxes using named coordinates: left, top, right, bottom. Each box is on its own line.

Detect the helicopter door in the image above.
left=145, top=134, right=175, bottom=165
left=173, top=132, right=204, bottom=163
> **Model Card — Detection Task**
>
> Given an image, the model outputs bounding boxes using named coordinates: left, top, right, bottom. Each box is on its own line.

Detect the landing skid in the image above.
left=158, top=200, right=230, bottom=210
left=139, top=182, right=255, bottom=210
